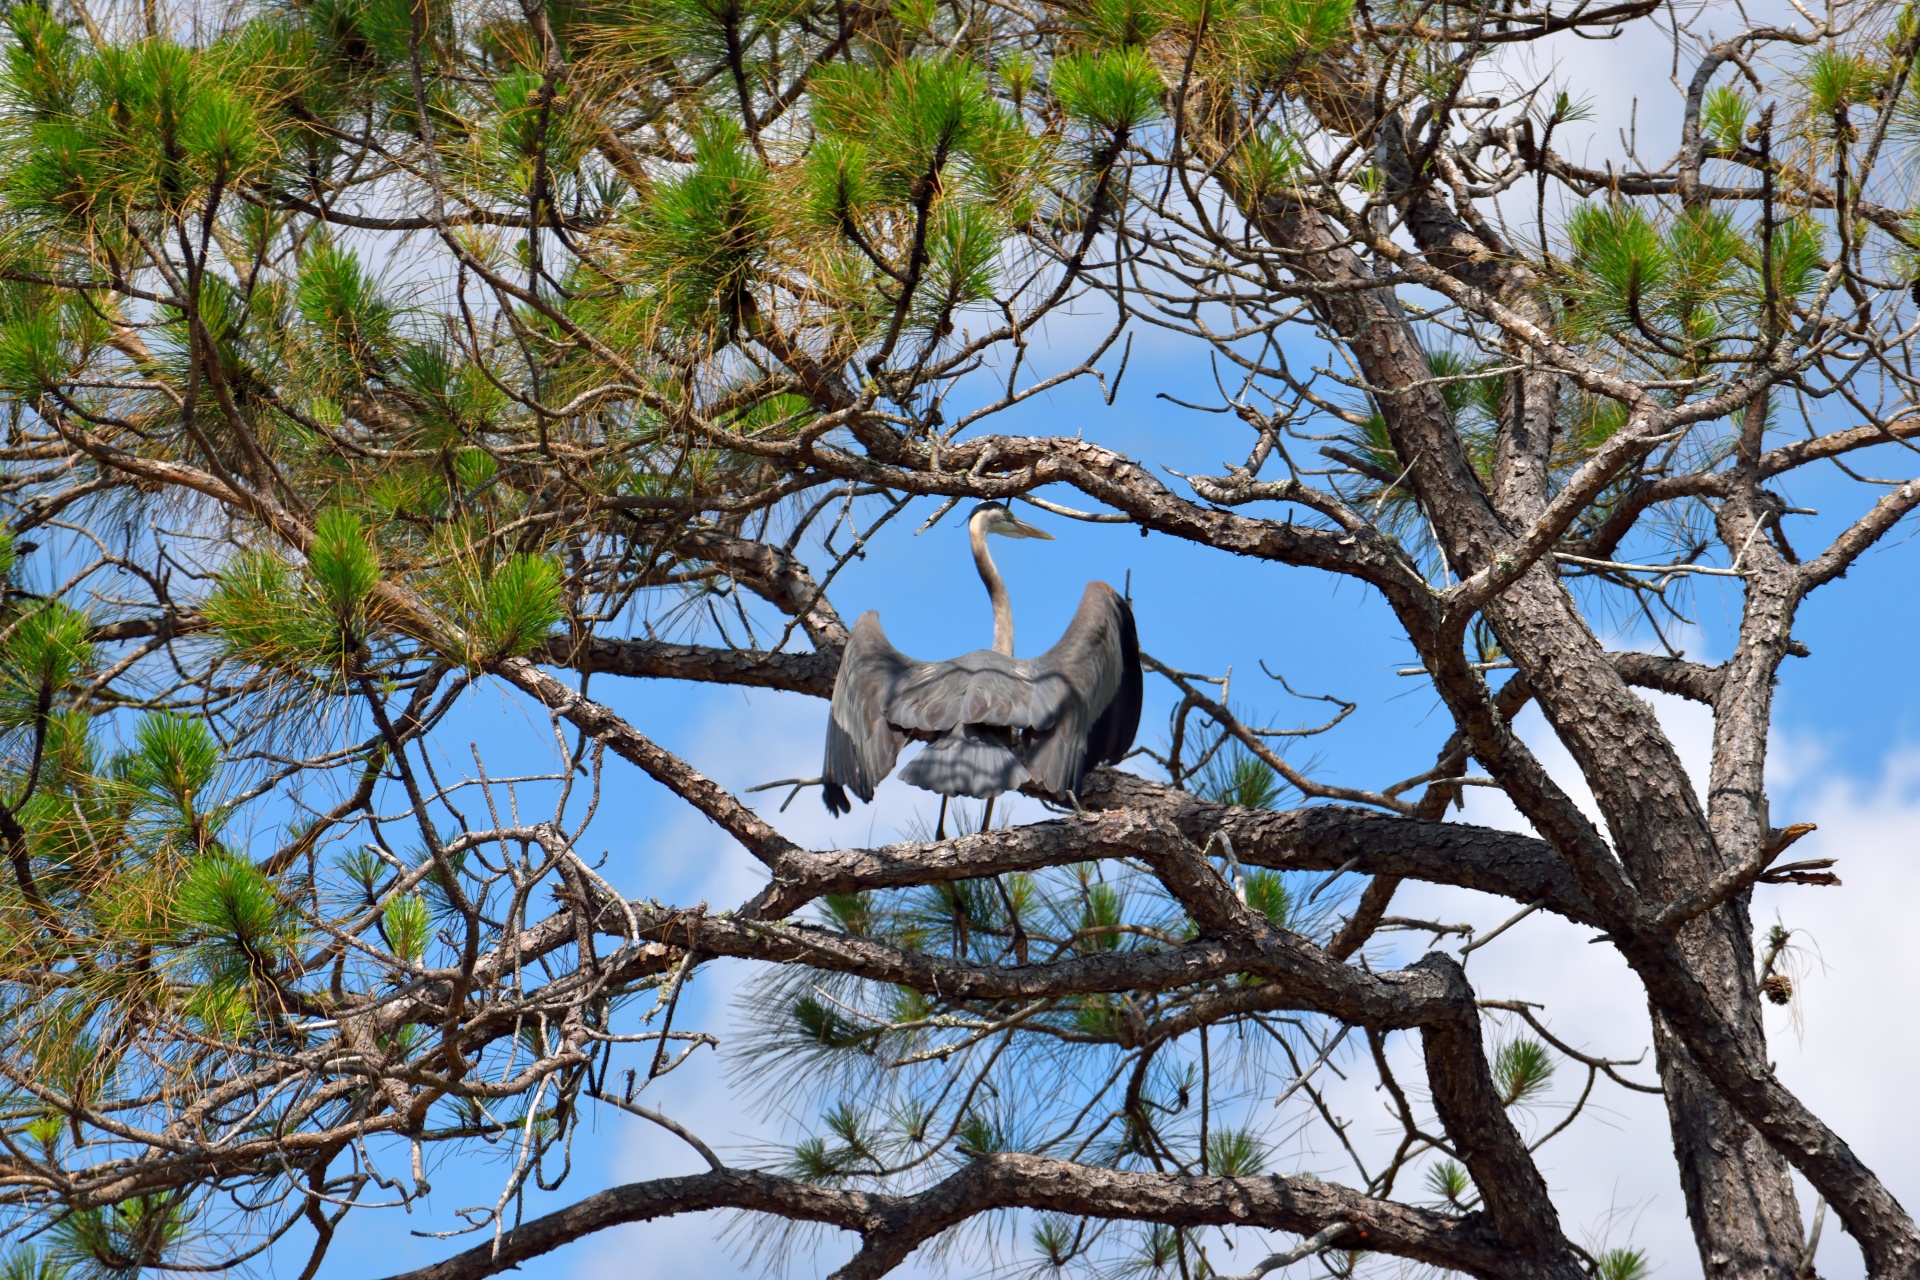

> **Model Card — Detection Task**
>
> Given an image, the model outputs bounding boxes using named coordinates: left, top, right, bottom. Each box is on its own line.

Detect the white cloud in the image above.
left=1756, top=752, right=1920, bottom=1279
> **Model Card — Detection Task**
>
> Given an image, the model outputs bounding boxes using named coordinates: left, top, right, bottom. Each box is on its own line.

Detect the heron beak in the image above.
left=1004, top=513, right=1054, bottom=540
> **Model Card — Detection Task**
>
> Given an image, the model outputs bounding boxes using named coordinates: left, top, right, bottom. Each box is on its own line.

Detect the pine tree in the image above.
left=0, top=0, right=1910, bottom=1274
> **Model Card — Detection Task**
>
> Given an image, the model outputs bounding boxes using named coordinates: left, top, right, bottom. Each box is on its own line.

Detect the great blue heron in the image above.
left=821, top=501, right=1142, bottom=833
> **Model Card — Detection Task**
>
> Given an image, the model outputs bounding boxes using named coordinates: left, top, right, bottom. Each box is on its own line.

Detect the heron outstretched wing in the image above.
left=822, top=583, right=1142, bottom=811
left=821, top=613, right=916, bottom=815
left=1020, top=583, right=1142, bottom=795
left=1081, top=588, right=1142, bottom=775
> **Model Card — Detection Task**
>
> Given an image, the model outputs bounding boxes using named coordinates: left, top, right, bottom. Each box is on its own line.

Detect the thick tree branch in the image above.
left=378, top=1154, right=1525, bottom=1280
left=1607, top=652, right=1727, bottom=705
left=537, top=633, right=836, bottom=696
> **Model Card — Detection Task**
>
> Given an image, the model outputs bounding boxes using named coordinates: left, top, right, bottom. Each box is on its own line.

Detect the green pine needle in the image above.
left=820, top=890, right=875, bottom=937
left=1494, top=1037, right=1555, bottom=1106
left=1198, top=748, right=1283, bottom=811
left=955, top=1110, right=1003, bottom=1154
left=50, top=1194, right=191, bottom=1279
left=383, top=893, right=430, bottom=962
left=0, top=601, right=93, bottom=728
left=636, top=120, right=771, bottom=332
left=0, top=309, right=68, bottom=392
left=1596, top=1247, right=1653, bottom=1280
left=0, top=1247, right=69, bottom=1280
left=1241, top=869, right=1293, bottom=929
left=793, top=995, right=868, bottom=1048
left=475, top=553, right=563, bottom=658
left=296, top=241, right=394, bottom=374
left=305, top=507, right=381, bottom=622
left=1205, top=1127, right=1268, bottom=1176
left=177, top=851, right=284, bottom=948
left=1423, top=1158, right=1472, bottom=1211
left=1702, top=85, right=1750, bottom=148
left=1051, top=46, right=1164, bottom=134
left=204, top=550, right=343, bottom=672
left=127, top=712, right=220, bottom=812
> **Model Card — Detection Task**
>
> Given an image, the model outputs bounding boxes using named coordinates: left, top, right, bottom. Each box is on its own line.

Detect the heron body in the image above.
left=821, top=503, right=1143, bottom=816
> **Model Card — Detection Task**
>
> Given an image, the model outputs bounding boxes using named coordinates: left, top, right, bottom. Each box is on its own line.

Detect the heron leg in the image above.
left=935, top=796, right=948, bottom=842
left=992, top=873, right=1029, bottom=965
left=981, top=796, right=996, bottom=832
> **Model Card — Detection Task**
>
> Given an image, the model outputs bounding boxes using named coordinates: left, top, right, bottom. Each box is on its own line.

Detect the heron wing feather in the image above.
left=1082, top=591, right=1143, bottom=774
left=822, top=613, right=915, bottom=808
left=883, top=650, right=1067, bottom=733
left=1020, top=583, right=1140, bottom=794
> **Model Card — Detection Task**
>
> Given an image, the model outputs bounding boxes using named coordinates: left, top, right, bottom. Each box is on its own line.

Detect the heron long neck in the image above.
left=970, top=519, right=1015, bottom=656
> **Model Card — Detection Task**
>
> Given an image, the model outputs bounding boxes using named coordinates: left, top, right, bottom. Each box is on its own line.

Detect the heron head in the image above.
left=969, top=501, right=1054, bottom=541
